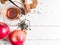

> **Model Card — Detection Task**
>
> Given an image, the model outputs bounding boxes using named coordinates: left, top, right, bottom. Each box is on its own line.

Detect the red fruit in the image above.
left=0, top=22, right=10, bottom=39
left=9, top=30, right=26, bottom=45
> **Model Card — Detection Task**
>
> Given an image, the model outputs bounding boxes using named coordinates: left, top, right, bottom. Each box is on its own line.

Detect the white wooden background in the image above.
left=1, top=0, right=60, bottom=45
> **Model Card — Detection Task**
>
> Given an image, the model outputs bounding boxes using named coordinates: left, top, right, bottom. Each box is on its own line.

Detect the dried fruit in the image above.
left=22, top=0, right=30, bottom=13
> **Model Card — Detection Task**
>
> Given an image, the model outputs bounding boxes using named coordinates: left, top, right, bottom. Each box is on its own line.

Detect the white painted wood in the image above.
left=26, top=26, right=60, bottom=39
left=24, top=39, right=60, bottom=45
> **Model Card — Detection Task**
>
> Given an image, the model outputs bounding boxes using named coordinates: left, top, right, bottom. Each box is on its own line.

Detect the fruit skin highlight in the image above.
left=0, top=22, right=10, bottom=39
left=9, top=30, right=26, bottom=45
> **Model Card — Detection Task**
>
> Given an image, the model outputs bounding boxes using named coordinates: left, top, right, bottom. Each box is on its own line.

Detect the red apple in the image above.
left=9, top=30, right=26, bottom=45
left=0, top=22, right=10, bottom=39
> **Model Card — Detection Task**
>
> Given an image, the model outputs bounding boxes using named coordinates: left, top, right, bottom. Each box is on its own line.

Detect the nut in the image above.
left=1, top=0, right=8, bottom=4
left=30, top=0, right=38, bottom=9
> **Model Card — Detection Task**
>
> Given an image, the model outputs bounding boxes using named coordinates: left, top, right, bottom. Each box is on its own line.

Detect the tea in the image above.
left=6, top=8, right=20, bottom=19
